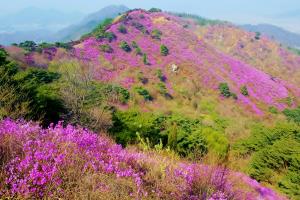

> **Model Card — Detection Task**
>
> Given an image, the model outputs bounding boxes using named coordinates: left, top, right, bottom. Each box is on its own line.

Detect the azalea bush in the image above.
left=0, top=119, right=285, bottom=199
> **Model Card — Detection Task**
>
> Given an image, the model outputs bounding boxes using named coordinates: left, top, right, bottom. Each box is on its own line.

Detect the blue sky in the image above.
left=1, top=0, right=300, bottom=32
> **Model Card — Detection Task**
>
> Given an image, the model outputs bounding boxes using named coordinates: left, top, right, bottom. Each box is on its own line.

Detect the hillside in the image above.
left=241, top=24, right=300, bottom=49
left=2, top=9, right=300, bottom=199
left=71, top=9, right=300, bottom=115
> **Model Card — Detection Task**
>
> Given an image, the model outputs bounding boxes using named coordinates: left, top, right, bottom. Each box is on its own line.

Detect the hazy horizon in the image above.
left=1, top=0, right=300, bottom=33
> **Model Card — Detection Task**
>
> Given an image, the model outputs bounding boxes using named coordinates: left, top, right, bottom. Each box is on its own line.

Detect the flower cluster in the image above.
left=0, top=119, right=286, bottom=199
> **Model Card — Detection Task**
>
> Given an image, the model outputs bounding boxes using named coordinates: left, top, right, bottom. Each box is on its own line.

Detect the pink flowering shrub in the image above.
left=0, top=119, right=286, bottom=199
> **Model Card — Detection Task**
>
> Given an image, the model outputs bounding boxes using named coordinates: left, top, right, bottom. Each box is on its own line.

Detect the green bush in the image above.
left=231, top=93, right=238, bottom=100
left=255, top=32, right=261, bottom=40
left=234, top=123, right=300, bottom=198
left=119, top=41, right=131, bottom=52
left=18, top=41, right=37, bottom=52
left=131, top=41, right=139, bottom=48
left=218, top=83, right=231, bottom=98
left=132, top=22, right=147, bottom=34
left=151, top=29, right=162, bottom=40
left=103, top=85, right=130, bottom=104
left=0, top=51, right=65, bottom=126
left=136, top=47, right=143, bottom=56
left=160, top=45, right=169, bottom=56
left=269, top=106, right=278, bottom=114
left=240, top=85, right=249, bottom=96
left=100, top=44, right=113, bottom=53
left=283, top=107, right=300, bottom=124
left=92, top=18, right=116, bottom=42
left=118, top=25, right=127, bottom=34
left=142, top=53, right=148, bottom=64
left=156, top=69, right=165, bottom=82
left=135, top=86, right=152, bottom=101
left=149, top=8, right=162, bottom=12
left=109, top=110, right=166, bottom=146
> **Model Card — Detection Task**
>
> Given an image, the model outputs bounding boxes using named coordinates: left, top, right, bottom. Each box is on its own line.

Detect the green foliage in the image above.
left=283, top=107, right=300, bottom=124
left=142, top=53, right=148, bottom=64
left=231, top=93, right=238, bottom=100
left=109, top=110, right=166, bottom=146
left=287, top=46, right=300, bottom=56
left=131, top=41, right=139, bottom=48
left=0, top=50, right=64, bottom=126
left=119, top=41, right=131, bottom=52
left=148, top=8, right=162, bottom=12
left=170, top=12, right=225, bottom=26
left=55, top=42, right=72, bottom=50
left=92, top=18, right=116, bottom=42
left=156, top=69, right=165, bottom=82
left=151, top=29, right=162, bottom=40
left=102, top=85, right=130, bottom=104
left=135, top=86, right=152, bottom=101
left=234, top=123, right=300, bottom=198
left=100, top=44, right=113, bottom=53
left=118, top=25, right=127, bottom=34
left=18, top=41, right=37, bottom=52
left=160, top=45, right=169, bottom=56
left=110, top=108, right=229, bottom=159
left=269, top=106, right=278, bottom=114
left=240, top=85, right=249, bottom=96
left=255, top=32, right=261, bottom=40
left=218, top=83, right=231, bottom=98
left=137, top=72, right=148, bottom=84
left=136, top=47, right=143, bottom=56
left=131, top=22, right=147, bottom=34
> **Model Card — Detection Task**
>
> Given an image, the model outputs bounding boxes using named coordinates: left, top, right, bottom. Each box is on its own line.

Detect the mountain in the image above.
left=53, top=5, right=129, bottom=41
left=241, top=23, right=300, bottom=49
left=0, top=7, right=84, bottom=45
left=3, top=9, right=300, bottom=199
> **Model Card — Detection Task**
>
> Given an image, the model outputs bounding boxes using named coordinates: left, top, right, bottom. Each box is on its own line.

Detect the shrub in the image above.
left=240, top=85, right=249, bottom=96
left=283, top=107, right=300, bottom=124
left=92, top=18, right=116, bottom=42
left=131, top=22, right=148, bottom=34
left=255, top=32, right=261, bottom=40
left=160, top=45, right=169, bottom=56
left=103, top=85, right=130, bottom=104
left=18, top=40, right=37, bottom=52
left=151, top=29, right=162, bottom=40
left=137, top=72, right=148, bottom=84
left=157, top=82, right=168, bottom=96
left=136, top=47, right=143, bottom=56
left=131, top=41, right=139, bottom=48
left=110, top=110, right=165, bottom=146
left=119, top=41, right=131, bottom=52
left=105, top=32, right=117, bottom=42
left=269, top=106, right=278, bottom=114
left=156, top=69, right=165, bottom=82
left=135, top=86, right=152, bottom=101
left=218, top=83, right=231, bottom=98
left=118, top=25, right=127, bottom=34
left=231, top=93, right=238, bottom=100
left=100, top=44, right=113, bottom=53
left=234, top=123, right=300, bottom=198
left=142, top=53, right=148, bottom=64
left=149, top=8, right=162, bottom=12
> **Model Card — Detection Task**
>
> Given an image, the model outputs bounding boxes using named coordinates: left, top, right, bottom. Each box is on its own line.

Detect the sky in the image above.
left=1, top=0, right=300, bottom=33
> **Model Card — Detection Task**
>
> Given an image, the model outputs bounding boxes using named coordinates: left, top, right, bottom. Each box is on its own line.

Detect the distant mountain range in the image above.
left=241, top=24, right=300, bottom=49
left=0, top=5, right=129, bottom=45
left=53, top=5, right=129, bottom=41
